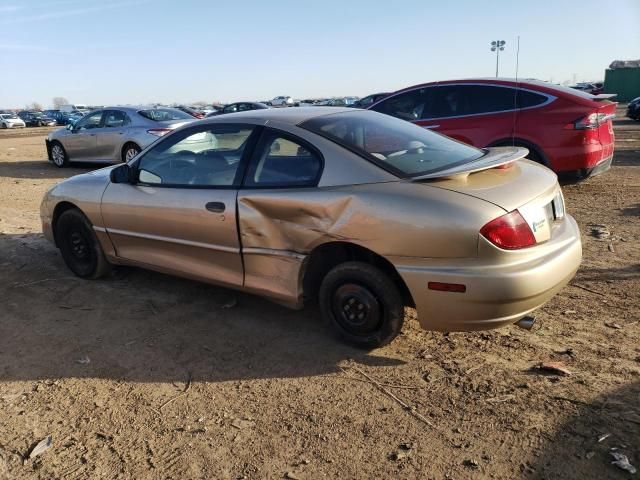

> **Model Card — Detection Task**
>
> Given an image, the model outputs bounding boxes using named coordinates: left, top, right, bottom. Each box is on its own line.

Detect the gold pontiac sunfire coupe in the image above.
left=40, top=107, right=582, bottom=348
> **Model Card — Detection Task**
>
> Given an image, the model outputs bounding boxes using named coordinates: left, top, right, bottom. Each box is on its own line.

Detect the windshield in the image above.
left=1, top=114, right=17, bottom=119
left=301, top=110, right=484, bottom=178
left=138, top=108, right=193, bottom=122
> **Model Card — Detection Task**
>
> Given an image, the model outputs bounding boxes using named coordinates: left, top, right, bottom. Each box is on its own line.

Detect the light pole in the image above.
left=490, top=40, right=506, bottom=77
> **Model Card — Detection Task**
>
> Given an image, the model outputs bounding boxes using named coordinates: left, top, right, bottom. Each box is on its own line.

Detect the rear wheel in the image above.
left=319, top=261, right=405, bottom=348
left=122, top=143, right=141, bottom=162
left=56, top=209, right=111, bottom=279
left=50, top=142, right=68, bottom=167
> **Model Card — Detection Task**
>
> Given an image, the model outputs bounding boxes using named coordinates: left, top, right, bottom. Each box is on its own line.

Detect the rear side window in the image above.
left=245, top=131, right=322, bottom=187
left=138, top=108, right=192, bottom=121
left=425, top=85, right=517, bottom=117
left=104, top=110, right=129, bottom=127
left=375, top=85, right=546, bottom=120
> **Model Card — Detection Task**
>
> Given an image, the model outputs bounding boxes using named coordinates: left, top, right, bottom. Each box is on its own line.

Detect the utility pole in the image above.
left=490, top=40, right=506, bottom=77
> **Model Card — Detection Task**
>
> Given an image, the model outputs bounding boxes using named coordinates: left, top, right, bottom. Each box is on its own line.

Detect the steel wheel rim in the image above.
left=125, top=148, right=139, bottom=161
left=51, top=145, right=64, bottom=166
left=69, top=230, right=90, bottom=260
left=331, top=283, right=381, bottom=335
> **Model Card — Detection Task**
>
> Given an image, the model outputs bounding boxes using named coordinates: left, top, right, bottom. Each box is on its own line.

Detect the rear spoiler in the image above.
left=591, top=94, right=617, bottom=100
left=411, top=147, right=529, bottom=181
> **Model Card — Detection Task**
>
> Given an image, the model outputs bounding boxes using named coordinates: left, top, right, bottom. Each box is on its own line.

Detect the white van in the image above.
left=60, top=104, right=89, bottom=114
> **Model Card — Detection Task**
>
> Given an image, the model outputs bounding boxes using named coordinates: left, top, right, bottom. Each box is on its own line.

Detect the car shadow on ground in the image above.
left=0, top=232, right=404, bottom=385
left=531, top=380, right=639, bottom=478
left=0, top=159, right=108, bottom=180
left=611, top=150, right=640, bottom=168
left=621, top=203, right=640, bottom=217
left=574, top=264, right=640, bottom=283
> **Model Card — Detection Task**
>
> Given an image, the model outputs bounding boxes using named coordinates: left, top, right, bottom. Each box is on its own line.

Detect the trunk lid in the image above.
left=417, top=147, right=563, bottom=244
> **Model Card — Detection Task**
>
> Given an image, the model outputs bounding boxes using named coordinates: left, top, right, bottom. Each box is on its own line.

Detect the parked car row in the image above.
left=569, top=82, right=604, bottom=95
left=0, top=108, right=87, bottom=128
left=41, top=77, right=619, bottom=179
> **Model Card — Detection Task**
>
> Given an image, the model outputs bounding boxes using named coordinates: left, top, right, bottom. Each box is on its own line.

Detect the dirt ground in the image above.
left=0, top=110, right=638, bottom=480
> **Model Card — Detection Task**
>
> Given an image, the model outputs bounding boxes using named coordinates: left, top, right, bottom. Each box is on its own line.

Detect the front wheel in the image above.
left=56, top=209, right=111, bottom=279
left=319, top=261, right=405, bottom=348
left=50, top=142, right=68, bottom=167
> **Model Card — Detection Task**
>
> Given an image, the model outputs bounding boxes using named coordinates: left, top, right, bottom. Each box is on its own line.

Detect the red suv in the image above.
left=368, top=79, right=616, bottom=178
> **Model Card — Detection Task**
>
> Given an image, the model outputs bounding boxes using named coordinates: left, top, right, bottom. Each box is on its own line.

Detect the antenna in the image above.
left=512, top=35, right=520, bottom=147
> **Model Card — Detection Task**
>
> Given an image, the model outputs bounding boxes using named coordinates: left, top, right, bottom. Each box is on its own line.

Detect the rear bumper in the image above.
left=392, top=215, right=582, bottom=332
left=548, top=141, right=615, bottom=172
left=558, top=154, right=612, bottom=180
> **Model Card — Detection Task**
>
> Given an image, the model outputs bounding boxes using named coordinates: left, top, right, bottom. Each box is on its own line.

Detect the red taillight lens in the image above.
left=480, top=210, right=536, bottom=250
left=569, top=111, right=614, bottom=130
left=147, top=128, right=172, bottom=137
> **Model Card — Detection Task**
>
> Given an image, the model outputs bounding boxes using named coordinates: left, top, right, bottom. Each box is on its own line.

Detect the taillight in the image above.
left=569, top=111, right=614, bottom=130
left=480, top=210, right=536, bottom=250
left=147, top=128, right=172, bottom=137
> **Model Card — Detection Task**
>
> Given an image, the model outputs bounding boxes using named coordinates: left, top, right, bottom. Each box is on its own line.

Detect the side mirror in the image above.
left=110, top=164, right=134, bottom=184
left=65, top=123, right=73, bottom=131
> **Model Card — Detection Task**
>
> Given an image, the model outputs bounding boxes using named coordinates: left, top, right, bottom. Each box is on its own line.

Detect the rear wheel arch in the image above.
left=121, top=142, right=141, bottom=162
left=488, top=137, right=549, bottom=166
left=301, top=242, right=414, bottom=308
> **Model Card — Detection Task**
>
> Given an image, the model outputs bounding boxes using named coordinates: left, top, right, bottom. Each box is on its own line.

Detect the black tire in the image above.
left=1, top=122, right=7, bottom=129
left=319, top=261, right=405, bottom=348
left=50, top=141, right=68, bottom=167
left=56, top=209, right=111, bottom=279
left=122, top=142, right=141, bottom=163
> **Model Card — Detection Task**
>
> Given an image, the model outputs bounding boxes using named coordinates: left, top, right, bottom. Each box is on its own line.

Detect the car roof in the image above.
left=101, top=106, right=185, bottom=112
left=200, top=106, right=353, bottom=125
left=378, top=77, right=602, bottom=106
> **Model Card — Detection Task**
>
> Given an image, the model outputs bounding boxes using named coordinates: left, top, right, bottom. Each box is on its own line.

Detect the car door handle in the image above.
left=205, top=201, right=225, bottom=213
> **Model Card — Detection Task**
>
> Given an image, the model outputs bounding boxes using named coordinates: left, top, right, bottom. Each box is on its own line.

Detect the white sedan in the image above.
left=0, top=113, right=26, bottom=129
left=270, top=96, right=294, bottom=106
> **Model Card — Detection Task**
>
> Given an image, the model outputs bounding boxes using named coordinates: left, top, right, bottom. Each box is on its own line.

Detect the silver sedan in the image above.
left=45, top=106, right=196, bottom=167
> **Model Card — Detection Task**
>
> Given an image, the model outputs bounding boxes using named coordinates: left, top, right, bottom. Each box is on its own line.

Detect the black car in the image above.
left=205, top=102, right=270, bottom=117
left=44, top=109, right=73, bottom=125
left=18, top=111, right=57, bottom=127
left=627, top=97, right=640, bottom=121
left=351, top=92, right=390, bottom=108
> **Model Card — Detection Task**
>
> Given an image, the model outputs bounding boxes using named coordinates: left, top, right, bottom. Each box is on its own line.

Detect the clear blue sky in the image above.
left=0, top=0, right=638, bottom=108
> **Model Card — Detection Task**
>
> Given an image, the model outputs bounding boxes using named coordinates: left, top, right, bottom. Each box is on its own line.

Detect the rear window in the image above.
left=138, top=108, right=192, bottom=122
left=301, top=110, right=484, bottom=178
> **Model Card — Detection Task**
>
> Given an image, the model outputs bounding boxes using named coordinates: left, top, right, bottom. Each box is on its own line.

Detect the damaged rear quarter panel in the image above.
left=238, top=181, right=504, bottom=305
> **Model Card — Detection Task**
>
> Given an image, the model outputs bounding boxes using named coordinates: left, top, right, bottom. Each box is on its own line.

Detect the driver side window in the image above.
left=75, top=111, right=104, bottom=131
left=137, top=125, right=254, bottom=187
